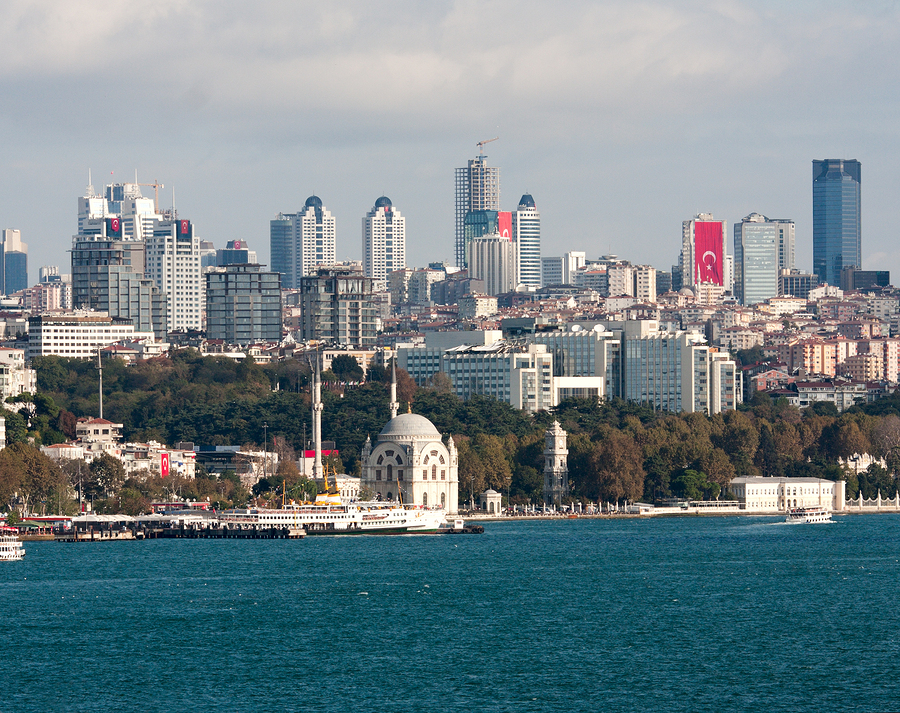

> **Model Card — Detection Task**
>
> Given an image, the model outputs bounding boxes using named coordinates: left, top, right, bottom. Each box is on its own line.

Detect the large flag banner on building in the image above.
left=694, top=222, right=723, bottom=285
left=161, top=451, right=170, bottom=478
left=498, top=211, right=512, bottom=240
left=106, top=217, right=122, bottom=238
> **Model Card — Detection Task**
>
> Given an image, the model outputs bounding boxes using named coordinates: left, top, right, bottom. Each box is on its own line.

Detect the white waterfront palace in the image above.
left=731, top=476, right=846, bottom=512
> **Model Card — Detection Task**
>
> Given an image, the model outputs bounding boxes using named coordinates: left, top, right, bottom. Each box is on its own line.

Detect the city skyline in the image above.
left=2, top=2, right=899, bottom=285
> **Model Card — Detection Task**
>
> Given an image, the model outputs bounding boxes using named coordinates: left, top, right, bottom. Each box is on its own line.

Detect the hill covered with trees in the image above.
left=13, top=351, right=900, bottom=509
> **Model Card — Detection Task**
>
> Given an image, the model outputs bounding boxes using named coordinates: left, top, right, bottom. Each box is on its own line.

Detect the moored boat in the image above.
left=221, top=492, right=449, bottom=535
left=785, top=507, right=832, bottom=524
left=0, top=526, right=25, bottom=561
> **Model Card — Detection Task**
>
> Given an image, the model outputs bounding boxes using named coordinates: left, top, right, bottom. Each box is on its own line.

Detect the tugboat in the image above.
left=785, top=507, right=832, bottom=524
left=0, top=526, right=25, bottom=561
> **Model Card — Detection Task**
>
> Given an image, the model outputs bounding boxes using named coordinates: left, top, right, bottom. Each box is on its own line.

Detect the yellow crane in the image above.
left=477, top=137, right=498, bottom=156
left=136, top=181, right=165, bottom=213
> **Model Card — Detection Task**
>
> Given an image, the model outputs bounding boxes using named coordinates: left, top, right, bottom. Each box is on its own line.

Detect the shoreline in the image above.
left=465, top=508, right=897, bottom=523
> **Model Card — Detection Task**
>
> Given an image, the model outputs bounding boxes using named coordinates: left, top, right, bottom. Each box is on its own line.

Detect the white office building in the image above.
left=145, top=218, right=204, bottom=332
left=27, top=313, right=155, bottom=361
left=362, top=196, right=405, bottom=289
left=542, top=251, right=586, bottom=287
left=78, top=181, right=161, bottom=241
left=270, top=196, right=337, bottom=289
left=443, top=341, right=555, bottom=413
left=512, top=194, right=541, bottom=288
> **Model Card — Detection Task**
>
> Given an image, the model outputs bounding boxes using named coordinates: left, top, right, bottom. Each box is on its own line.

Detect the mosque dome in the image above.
left=378, top=413, right=441, bottom=440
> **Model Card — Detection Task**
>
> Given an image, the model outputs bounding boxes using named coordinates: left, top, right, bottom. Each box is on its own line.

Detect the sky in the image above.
left=2, top=0, right=899, bottom=286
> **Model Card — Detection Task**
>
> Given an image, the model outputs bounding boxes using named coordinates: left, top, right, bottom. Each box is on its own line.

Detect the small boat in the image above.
left=0, top=526, right=25, bottom=561
left=785, top=507, right=832, bottom=524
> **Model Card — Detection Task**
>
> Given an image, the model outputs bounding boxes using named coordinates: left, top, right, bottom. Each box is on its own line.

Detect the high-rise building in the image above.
left=298, top=267, right=377, bottom=347
left=145, top=218, right=203, bottom=333
left=270, top=196, right=337, bottom=289
left=78, top=182, right=161, bottom=241
left=206, top=264, right=282, bottom=344
left=71, top=224, right=167, bottom=339
left=813, top=159, right=861, bottom=287
left=0, top=229, right=28, bottom=295
left=733, top=213, right=794, bottom=305
left=680, top=214, right=727, bottom=291
left=462, top=209, right=500, bottom=267
left=362, top=196, right=406, bottom=288
left=512, top=194, right=540, bottom=289
left=468, top=234, right=517, bottom=296
left=455, top=154, right=500, bottom=266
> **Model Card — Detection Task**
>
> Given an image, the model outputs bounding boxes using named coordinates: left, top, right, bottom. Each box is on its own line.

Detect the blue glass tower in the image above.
left=813, top=159, right=861, bottom=287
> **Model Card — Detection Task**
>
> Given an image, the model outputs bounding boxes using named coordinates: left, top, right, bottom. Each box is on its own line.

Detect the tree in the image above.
left=873, top=414, right=900, bottom=473
left=579, top=426, right=644, bottom=502
left=424, top=372, right=453, bottom=394
left=455, top=437, right=484, bottom=508
left=330, top=354, right=364, bottom=381
left=473, top=433, right=513, bottom=493
left=90, top=453, right=126, bottom=497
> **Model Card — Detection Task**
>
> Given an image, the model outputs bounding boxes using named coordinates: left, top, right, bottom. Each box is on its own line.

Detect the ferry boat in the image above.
left=785, top=507, right=832, bottom=524
left=0, top=526, right=25, bottom=561
left=221, top=492, right=449, bottom=535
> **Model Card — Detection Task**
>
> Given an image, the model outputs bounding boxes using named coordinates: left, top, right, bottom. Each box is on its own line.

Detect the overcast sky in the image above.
left=2, top=0, right=899, bottom=286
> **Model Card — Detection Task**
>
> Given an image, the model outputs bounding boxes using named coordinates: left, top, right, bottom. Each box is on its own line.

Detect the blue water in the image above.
left=2, top=515, right=899, bottom=712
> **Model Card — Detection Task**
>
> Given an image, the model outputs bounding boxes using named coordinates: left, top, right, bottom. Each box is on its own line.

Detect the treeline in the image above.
left=23, top=352, right=900, bottom=507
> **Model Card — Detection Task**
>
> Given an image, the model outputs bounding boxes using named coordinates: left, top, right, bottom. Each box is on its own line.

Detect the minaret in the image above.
left=389, top=358, right=399, bottom=419
left=543, top=421, right=569, bottom=507
left=312, top=358, right=324, bottom=479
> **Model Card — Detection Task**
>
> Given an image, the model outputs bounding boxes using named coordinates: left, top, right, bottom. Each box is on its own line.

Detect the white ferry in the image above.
left=221, top=492, right=449, bottom=535
left=0, top=526, right=25, bottom=561
left=786, top=507, right=832, bottom=524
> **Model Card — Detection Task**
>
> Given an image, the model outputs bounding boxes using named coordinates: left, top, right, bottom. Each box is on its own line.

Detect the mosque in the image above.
left=359, top=365, right=459, bottom=514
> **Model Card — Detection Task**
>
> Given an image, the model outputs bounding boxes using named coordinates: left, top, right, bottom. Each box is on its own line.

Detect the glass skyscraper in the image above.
left=733, top=213, right=793, bottom=305
left=813, top=159, right=861, bottom=287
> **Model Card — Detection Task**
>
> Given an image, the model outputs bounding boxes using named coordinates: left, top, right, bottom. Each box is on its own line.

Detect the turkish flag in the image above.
left=180, top=220, right=190, bottom=235
left=161, top=452, right=170, bottom=478
left=107, top=217, right=122, bottom=237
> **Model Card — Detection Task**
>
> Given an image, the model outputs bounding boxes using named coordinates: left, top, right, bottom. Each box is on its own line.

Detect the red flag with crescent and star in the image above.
left=694, top=222, right=723, bottom=286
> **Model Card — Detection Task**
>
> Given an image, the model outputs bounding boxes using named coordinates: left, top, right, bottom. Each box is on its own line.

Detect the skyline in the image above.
left=2, top=1, right=899, bottom=285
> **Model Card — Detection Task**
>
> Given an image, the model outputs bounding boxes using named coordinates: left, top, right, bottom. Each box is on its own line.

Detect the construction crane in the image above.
left=477, top=137, right=499, bottom=156
left=136, top=181, right=165, bottom=213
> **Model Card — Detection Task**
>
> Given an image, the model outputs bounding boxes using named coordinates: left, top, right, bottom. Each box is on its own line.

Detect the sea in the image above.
left=3, top=514, right=900, bottom=713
